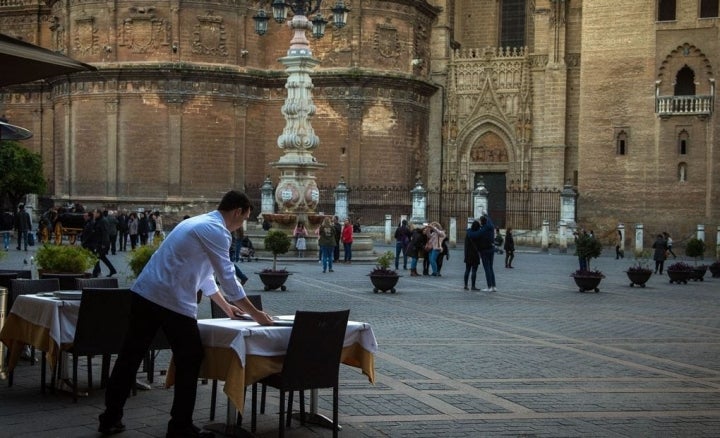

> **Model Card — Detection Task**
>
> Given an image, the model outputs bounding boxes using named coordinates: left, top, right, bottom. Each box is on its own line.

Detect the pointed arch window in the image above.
left=675, top=65, right=696, bottom=96
left=658, top=0, right=676, bottom=21
left=700, top=0, right=719, bottom=18
left=678, top=130, right=689, bottom=155
left=616, top=131, right=628, bottom=155
left=500, top=0, right=526, bottom=48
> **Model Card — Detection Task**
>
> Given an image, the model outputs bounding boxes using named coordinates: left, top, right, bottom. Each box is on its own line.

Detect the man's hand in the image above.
left=253, top=311, right=274, bottom=326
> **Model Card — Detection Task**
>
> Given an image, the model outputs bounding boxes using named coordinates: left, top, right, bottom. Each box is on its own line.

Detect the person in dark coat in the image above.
left=504, top=227, right=515, bottom=268
left=89, top=209, right=117, bottom=277
left=464, top=220, right=482, bottom=290
left=14, top=203, right=32, bottom=251
left=652, top=233, right=668, bottom=274
left=407, top=226, right=426, bottom=277
left=478, top=214, right=497, bottom=291
left=138, top=212, right=149, bottom=246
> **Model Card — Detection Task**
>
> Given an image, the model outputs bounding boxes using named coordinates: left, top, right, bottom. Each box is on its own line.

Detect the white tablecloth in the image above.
left=197, top=317, right=378, bottom=367
left=10, top=294, right=80, bottom=347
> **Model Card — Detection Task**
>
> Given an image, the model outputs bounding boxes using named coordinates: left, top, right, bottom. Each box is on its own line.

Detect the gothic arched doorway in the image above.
left=469, top=132, right=508, bottom=226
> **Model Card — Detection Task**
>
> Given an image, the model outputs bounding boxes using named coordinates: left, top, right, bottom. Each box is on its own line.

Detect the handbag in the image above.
left=424, top=241, right=433, bottom=252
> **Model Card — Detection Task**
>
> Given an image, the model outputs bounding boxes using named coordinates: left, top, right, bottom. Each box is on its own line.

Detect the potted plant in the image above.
left=685, top=237, right=707, bottom=281
left=127, top=244, right=158, bottom=278
left=35, top=244, right=97, bottom=287
left=257, top=229, right=292, bottom=291
left=710, top=260, right=720, bottom=278
left=571, top=233, right=604, bottom=292
left=666, top=261, right=694, bottom=284
left=626, top=255, right=653, bottom=288
left=369, top=251, right=400, bottom=294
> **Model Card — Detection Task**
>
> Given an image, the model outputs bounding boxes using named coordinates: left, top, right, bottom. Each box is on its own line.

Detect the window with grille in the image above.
left=500, top=0, right=526, bottom=48
left=658, top=0, right=677, bottom=21
left=700, top=0, right=720, bottom=17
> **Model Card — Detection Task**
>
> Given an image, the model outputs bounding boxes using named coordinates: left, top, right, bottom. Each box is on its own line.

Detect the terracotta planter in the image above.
left=571, top=274, right=603, bottom=293
left=369, top=273, right=400, bottom=294
left=626, top=270, right=652, bottom=288
left=257, top=271, right=291, bottom=291
left=666, top=269, right=691, bottom=284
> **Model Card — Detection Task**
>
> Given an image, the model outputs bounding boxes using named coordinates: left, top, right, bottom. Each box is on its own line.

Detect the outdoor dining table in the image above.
left=165, top=317, right=378, bottom=433
left=0, top=293, right=80, bottom=375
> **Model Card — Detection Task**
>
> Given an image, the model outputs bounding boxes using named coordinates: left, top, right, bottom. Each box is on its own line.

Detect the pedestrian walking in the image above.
left=341, top=218, right=353, bottom=263
left=464, top=220, right=481, bottom=290
left=504, top=227, right=515, bottom=268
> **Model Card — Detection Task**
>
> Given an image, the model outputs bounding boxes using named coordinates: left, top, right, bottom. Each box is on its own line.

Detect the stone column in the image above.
left=558, top=220, right=567, bottom=253
left=473, top=179, right=488, bottom=219
left=384, top=214, right=392, bottom=244
left=541, top=220, right=549, bottom=252
left=410, top=179, right=427, bottom=224
left=618, top=223, right=626, bottom=256
left=635, top=223, right=644, bottom=255
left=560, top=182, right=577, bottom=227
left=334, top=177, right=349, bottom=220
left=260, top=177, right=275, bottom=215
left=448, top=217, right=457, bottom=247
left=697, top=224, right=705, bottom=242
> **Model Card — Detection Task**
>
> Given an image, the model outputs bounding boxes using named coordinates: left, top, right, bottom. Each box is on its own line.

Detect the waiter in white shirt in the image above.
left=99, top=190, right=273, bottom=438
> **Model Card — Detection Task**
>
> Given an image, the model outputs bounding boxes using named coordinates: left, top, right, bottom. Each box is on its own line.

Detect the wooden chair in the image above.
left=251, top=309, right=350, bottom=438
left=7, top=278, right=61, bottom=390
left=209, top=295, right=264, bottom=423
left=75, top=277, right=119, bottom=289
left=59, top=288, right=132, bottom=402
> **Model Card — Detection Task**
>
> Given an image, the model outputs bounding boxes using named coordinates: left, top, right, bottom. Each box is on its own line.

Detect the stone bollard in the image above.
left=635, top=223, right=644, bottom=256
left=448, top=217, right=457, bottom=248
left=558, top=220, right=567, bottom=253
left=384, top=215, right=392, bottom=244
left=697, top=224, right=705, bottom=242
left=541, top=220, right=549, bottom=252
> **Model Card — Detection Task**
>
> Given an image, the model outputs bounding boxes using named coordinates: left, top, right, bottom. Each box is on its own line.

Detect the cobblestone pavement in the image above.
left=2, top=245, right=720, bottom=437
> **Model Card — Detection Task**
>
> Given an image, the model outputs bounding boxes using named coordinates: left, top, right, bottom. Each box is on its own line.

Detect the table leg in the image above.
left=291, top=389, right=342, bottom=431
left=204, top=395, right=254, bottom=437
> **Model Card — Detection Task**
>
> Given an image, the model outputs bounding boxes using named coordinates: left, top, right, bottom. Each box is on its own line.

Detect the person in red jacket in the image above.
left=341, top=218, right=354, bottom=264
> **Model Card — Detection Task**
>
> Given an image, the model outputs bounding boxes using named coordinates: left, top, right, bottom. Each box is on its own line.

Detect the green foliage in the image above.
left=685, top=238, right=705, bottom=261
left=264, top=229, right=291, bottom=271
left=35, top=244, right=97, bottom=274
left=371, top=251, right=397, bottom=275
left=127, top=245, right=158, bottom=278
left=574, top=233, right=602, bottom=270
left=0, top=141, right=46, bottom=207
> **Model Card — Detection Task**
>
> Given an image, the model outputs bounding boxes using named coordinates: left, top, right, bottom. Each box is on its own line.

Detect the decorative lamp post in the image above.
left=253, top=0, right=350, bottom=224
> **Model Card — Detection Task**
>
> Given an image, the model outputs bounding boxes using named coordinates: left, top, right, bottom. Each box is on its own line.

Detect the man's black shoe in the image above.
left=98, top=420, right=126, bottom=435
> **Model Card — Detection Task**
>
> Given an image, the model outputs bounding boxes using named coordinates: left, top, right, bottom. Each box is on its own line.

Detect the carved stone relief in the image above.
left=192, top=11, right=228, bottom=57
left=374, top=20, right=400, bottom=68
left=49, top=16, right=67, bottom=54
left=119, top=7, right=170, bottom=54
left=74, top=16, right=98, bottom=56
left=469, top=132, right=508, bottom=163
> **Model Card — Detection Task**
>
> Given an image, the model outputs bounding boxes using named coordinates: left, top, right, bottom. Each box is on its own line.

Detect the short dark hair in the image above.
left=480, top=216, right=487, bottom=225
left=218, top=190, right=252, bottom=213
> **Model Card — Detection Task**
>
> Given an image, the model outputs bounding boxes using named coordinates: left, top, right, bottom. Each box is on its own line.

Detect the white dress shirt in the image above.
left=131, top=210, right=245, bottom=318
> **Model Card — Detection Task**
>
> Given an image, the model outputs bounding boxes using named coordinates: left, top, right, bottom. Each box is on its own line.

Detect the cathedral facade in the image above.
left=1, top=0, right=718, bottom=238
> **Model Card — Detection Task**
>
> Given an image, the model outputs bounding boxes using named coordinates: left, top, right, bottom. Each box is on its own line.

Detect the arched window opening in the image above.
left=678, top=130, right=689, bottom=155
left=675, top=65, right=696, bottom=96
left=616, top=131, right=628, bottom=155
left=658, top=0, right=677, bottom=21
left=500, top=0, right=526, bottom=49
left=678, top=162, right=688, bottom=182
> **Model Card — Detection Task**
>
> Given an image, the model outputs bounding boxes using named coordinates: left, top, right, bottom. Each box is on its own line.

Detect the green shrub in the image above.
left=127, top=245, right=158, bottom=278
left=685, top=238, right=705, bottom=262
left=371, top=251, right=396, bottom=275
left=264, top=229, right=291, bottom=271
left=574, top=233, right=602, bottom=270
left=35, top=244, right=97, bottom=273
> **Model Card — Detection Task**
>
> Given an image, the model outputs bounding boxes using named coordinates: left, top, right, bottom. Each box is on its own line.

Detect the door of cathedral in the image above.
left=474, top=172, right=506, bottom=227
